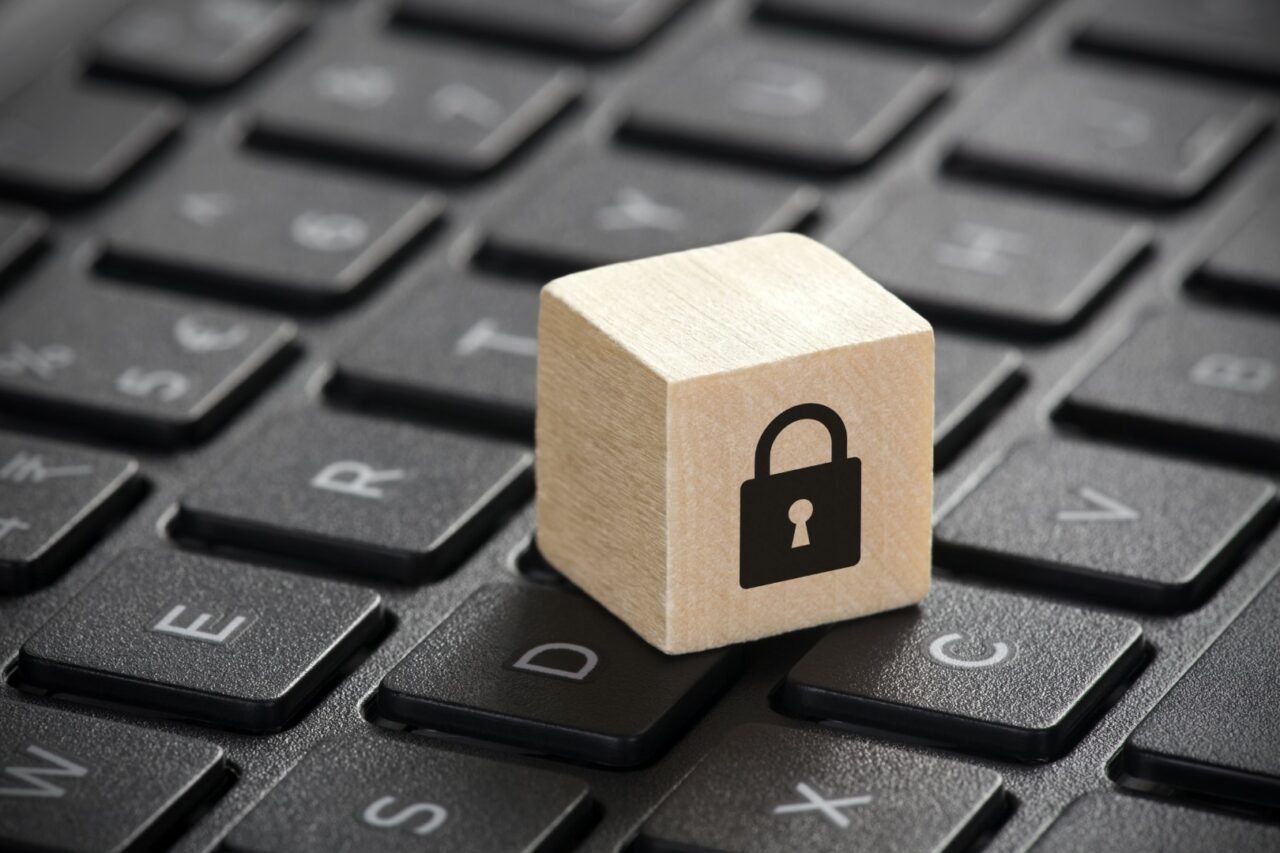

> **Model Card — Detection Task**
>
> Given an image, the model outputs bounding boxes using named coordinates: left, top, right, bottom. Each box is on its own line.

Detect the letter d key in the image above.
left=739, top=404, right=861, bottom=589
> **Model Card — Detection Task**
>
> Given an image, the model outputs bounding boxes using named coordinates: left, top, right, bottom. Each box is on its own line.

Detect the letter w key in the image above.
left=0, top=745, right=87, bottom=798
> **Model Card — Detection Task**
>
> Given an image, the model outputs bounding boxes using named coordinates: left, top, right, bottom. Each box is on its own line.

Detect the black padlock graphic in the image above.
left=739, top=403, right=861, bottom=589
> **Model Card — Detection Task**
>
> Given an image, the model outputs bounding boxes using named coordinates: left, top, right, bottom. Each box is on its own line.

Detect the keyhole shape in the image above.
left=789, top=499, right=813, bottom=548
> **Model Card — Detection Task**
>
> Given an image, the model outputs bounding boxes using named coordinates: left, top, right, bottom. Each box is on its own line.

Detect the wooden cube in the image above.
left=536, top=233, right=933, bottom=654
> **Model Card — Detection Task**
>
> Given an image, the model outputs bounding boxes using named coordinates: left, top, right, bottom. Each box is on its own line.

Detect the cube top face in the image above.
left=542, top=233, right=931, bottom=383
left=537, top=234, right=933, bottom=654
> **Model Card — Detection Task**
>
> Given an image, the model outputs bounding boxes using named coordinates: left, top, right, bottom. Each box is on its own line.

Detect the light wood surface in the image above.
left=537, top=233, right=934, bottom=654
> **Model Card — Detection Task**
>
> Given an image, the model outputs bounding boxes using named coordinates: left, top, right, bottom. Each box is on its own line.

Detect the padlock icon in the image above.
left=739, top=403, right=861, bottom=589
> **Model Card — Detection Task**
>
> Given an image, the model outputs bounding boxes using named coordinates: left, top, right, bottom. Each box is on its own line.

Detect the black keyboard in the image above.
left=1, top=0, right=1279, bottom=850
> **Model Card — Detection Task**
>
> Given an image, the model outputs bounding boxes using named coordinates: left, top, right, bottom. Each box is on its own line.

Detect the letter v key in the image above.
left=1055, top=487, right=1140, bottom=523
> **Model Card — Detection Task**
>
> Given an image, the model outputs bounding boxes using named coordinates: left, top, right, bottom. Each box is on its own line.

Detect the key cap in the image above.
left=0, top=73, right=181, bottom=204
left=1190, top=196, right=1280, bottom=309
left=0, top=433, right=141, bottom=594
left=838, top=187, right=1151, bottom=335
left=100, top=147, right=445, bottom=310
left=622, top=32, right=948, bottom=173
left=1077, top=0, right=1280, bottom=85
left=0, top=280, right=296, bottom=445
left=758, top=0, right=1047, bottom=51
left=1124, top=573, right=1280, bottom=808
left=949, top=68, right=1269, bottom=206
left=175, top=410, right=532, bottom=582
left=0, top=205, right=45, bottom=282
left=93, top=0, right=309, bottom=92
left=224, top=735, right=592, bottom=852
left=781, top=580, right=1145, bottom=761
left=397, top=0, right=688, bottom=55
left=379, top=584, right=742, bottom=767
left=330, top=274, right=540, bottom=436
left=250, top=35, right=581, bottom=178
left=933, top=334, right=1022, bottom=467
left=637, top=724, right=1005, bottom=852
left=480, top=153, right=819, bottom=277
left=1056, top=310, right=1280, bottom=466
left=935, top=438, right=1276, bottom=609
left=1029, top=792, right=1280, bottom=852
left=19, top=549, right=383, bottom=732
left=0, top=700, right=225, bottom=853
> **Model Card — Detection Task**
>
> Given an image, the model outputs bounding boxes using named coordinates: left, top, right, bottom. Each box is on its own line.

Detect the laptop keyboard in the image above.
left=0, top=0, right=1277, bottom=851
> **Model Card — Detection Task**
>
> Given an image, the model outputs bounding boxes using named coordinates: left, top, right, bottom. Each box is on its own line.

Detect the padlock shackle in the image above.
left=754, top=403, right=848, bottom=478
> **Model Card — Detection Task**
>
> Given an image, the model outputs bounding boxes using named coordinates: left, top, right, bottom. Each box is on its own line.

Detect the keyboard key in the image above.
left=782, top=580, right=1145, bottom=761
left=93, top=0, right=309, bottom=92
left=1124, top=573, right=1280, bottom=809
left=1077, top=0, right=1280, bottom=84
left=481, top=153, right=819, bottom=277
left=1057, top=310, right=1280, bottom=466
left=0, top=700, right=225, bottom=853
left=0, top=281, right=296, bottom=445
left=0, top=433, right=141, bottom=594
left=250, top=35, right=581, bottom=178
left=175, top=410, right=532, bottom=582
left=224, top=735, right=593, bottom=852
left=398, top=0, right=688, bottom=55
left=637, top=725, right=1005, bottom=852
left=933, top=334, right=1022, bottom=466
left=622, top=32, right=948, bottom=173
left=935, top=438, right=1276, bottom=609
left=0, top=74, right=181, bottom=204
left=0, top=205, right=45, bottom=281
left=758, top=0, right=1047, bottom=50
left=949, top=68, right=1269, bottom=206
left=1190, top=196, right=1280, bottom=309
left=100, top=148, right=445, bottom=310
left=379, top=584, right=742, bottom=767
left=1029, top=792, right=1280, bottom=852
left=19, top=549, right=383, bottom=732
left=837, top=187, right=1151, bottom=335
left=331, top=273, right=539, bottom=435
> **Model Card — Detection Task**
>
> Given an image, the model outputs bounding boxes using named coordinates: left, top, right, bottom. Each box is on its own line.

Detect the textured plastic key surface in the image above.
left=1057, top=309, right=1280, bottom=466
left=480, top=152, right=819, bottom=277
left=0, top=431, right=140, bottom=593
left=92, top=0, right=310, bottom=91
left=1076, top=0, right=1280, bottom=84
left=0, top=700, right=225, bottom=853
left=1027, top=792, right=1280, bottom=852
left=637, top=724, right=1005, bottom=853
left=100, top=146, right=445, bottom=309
left=949, top=68, right=1270, bottom=206
left=935, top=438, right=1276, bottom=608
left=0, top=278, right=296, bottom=445
left=224, top=734, right=594, bottom=853
left=0, top=71, right=181, bottom=203
left=1191, top=196, right=1280, bottom=308
left=331, top=273, right=540, bottom=435
left=933, top=334, right=1022, bottom=468
left=1124, top=573, right=1280, bottom=808
left=782, top=579, right=1146, bottom=761
left=758, top=0, right=1047, bottom=50
left=250, top=33, right=581, bottom=178
left=837, top=185, right=1151, bottom=335
left=175, top=409, right=532, bottom=581
left=397, top=0, right=689, bottom=55
left=623, top=31, right=948, bottom=173
left=379, top=584, right=743, bottom=767
left=19, top=549, right=384, bottom=732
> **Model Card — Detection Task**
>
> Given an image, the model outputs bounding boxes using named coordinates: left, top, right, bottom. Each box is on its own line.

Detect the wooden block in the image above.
left=536, top=233, right=933, bottom=654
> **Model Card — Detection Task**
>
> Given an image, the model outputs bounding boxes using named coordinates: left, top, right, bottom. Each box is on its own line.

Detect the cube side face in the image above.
left=536, top=288, right=671, bottom=648
left=664, top=329, right=934, bottom=653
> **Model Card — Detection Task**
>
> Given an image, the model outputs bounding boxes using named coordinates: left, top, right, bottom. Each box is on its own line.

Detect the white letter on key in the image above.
left=310, top=461, right=407, bottom=500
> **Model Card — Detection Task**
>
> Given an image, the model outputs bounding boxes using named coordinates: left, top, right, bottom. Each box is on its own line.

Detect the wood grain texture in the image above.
left=537, top=233, right=934, bottom=654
